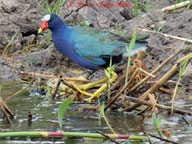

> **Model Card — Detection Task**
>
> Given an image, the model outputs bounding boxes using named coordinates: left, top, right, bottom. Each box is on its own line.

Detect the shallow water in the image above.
left=0, top=81, right=192, bottom=144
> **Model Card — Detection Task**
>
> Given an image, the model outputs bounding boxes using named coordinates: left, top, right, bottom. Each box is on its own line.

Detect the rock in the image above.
left=0, top=0, right=41, bottom=53
left=60, top=0, right=135, bottom=29
left=0, top=57, right=17, bottom=80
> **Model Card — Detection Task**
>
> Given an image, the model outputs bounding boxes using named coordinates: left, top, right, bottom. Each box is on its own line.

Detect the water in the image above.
left=0, top=81, right=192, bottom=144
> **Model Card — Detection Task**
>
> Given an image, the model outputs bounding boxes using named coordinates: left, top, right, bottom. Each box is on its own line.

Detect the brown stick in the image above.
left=139, top=28, right=192, bottom=44
left=176, top=53, right=192, bottom=63
left=19, top=71, right=88, bottom=82
left=0, top=105, right=12, bottom=124
left=125, top=96, right=192, bottom=115
left=122, top=63, right=178, bottom=112
left=52, top=76, right=61, bottom=99
left=148, top=133, right=179, bottom=144
left=171, top=78, right=181, bottom=117
left=123, top=53, right=192, bottom=112
left=159, top=87, right=173, bottom=95
left=161, top=1, right=191, bottom=12
left=127, top=50, right=180, bottom=94
left=0, top=97, right=14, bottom=124
left=5, top=85, right=30, bottom=102
left=96, top=130, right=119, bottom=144
left=105, top=83, right=128, bottom=111
left=104, top=51, right=180, bottom=111
left=60, top=79, right=77, bottom=91
left=0, top=97, right=14, bottom=116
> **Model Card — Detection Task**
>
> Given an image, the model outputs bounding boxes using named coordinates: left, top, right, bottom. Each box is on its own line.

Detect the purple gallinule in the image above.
left=38, top=14, right=146, bottom=102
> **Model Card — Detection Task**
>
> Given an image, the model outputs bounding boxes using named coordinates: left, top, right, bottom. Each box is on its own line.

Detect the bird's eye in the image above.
left=49, top=18, right=53, bottom=22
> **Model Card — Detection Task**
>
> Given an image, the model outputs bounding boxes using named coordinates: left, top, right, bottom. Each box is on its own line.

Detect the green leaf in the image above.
left=179, top=58, right=190, bottom=78
left=58, top=97, right=74, bottom=130
left=156, top=23, right=165, bottom=32
left=152, top=112, right=157, bottom=122
left=3, top=30, right=19, bottom=54
left=129, top=30, right=137, bottom=51
left=104, top=70, right=110, bottom=78
left=45, top=0, right=52, bottom=13
left=152, top=112, right=162, bottom=137
left=100, top=103, right=105, bottom=114
left=134, top=0, right=139, bottom=16
left=156, top=117, right=162, bottom=129
left=108, top=65, right=115, bottom=73
left=125, top=30, right=136, bottom=85
left=80, top=21, right=91, bottom=27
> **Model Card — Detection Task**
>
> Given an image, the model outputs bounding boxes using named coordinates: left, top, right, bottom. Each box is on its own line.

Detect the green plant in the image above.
left=152, top=112, right=162, bottom=137
left=173, top=0, right=186, bottom=12
left=41, top=85, right=52, bottom=98
left=25, top=39, right=31, bottom=53
left=80, top=21, right=91, bottom=27
left=2, top=31, right=19, bottom=54
left=125, top=30, right=136, bottom=85
left=171, top=57, right=191, bottom=116
left=144, top=1, right=149, bottom=12
left=175, top=0, right=184, bottom=4
left=0, top=131, right=147, bottom=140
left=134, top=0, right=140, bottom=16
left=58, top=97, right=74, bottom=130
left=143, top=1, right=155, bottom=12
left=187, top=0, right=192, bottom=9
left=179, top=58, right=189, bottom=79
left=43, top=0, right=66, bottom=15
left=99, top=103, right=115, bottom=133
left=109, top=26, right=125, bottom=37
left=134, top=0, right=155, bottom=17
left=156, top=23, right=166, bottom=32
left=104, top=57, right=114, bottom=101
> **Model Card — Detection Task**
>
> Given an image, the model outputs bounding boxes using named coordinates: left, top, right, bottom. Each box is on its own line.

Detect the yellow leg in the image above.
left=60, top=69, right=117, bottom=102
left=59, top=77, right=108, bottom=96
left=84, top=70, right=117, bottom=102
left=78, top=77, right=108, bottom=91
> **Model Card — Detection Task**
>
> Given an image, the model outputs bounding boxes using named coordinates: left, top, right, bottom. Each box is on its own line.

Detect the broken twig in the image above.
left=123, top=53, right=192, bottom=112
left=148, top=133, right=178, bottom=144
left=127, top=50, right=180, bottom=94
left=0, top=97, right=14, bottom=124
left=52, top=76, right=61, bottom=99
left=161, top=1, right=192, bottom=12
left=124, top=96, right=192, bottom=115
left=123, top=63, right=178, bottom=112
left=139, top=28, right=192, bottom=44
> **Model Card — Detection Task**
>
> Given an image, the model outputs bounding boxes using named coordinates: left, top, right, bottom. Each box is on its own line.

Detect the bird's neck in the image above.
left=52, top=21, right=68, bottom=33
left=51, top=22, right=72, bottom=54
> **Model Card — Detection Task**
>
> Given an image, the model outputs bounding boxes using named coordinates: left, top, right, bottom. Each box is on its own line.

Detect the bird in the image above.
left=38, top=13, right=146, bottom=102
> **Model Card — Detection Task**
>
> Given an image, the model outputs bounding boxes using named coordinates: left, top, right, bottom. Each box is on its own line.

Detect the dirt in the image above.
left=0, top=0, right=192, bottom=98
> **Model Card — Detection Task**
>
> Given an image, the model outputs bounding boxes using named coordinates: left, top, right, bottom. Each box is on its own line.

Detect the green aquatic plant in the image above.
left=134, top=0, right=140, bottom=16
left=80, top=21, right=91, bottom=27
left=152, top=112, right=162, bottom=137
left=99, top=103, right=115, bottom=133
left=2, top=31, right=19, bottom=54
left=43, top=0, right=66, bottom=15
left=58, top=97, right=74, bottom=130
left=104, top=56, right=114, bottom=101
left=125, top=30, right=136, bottom=85
left=171, top=57, right=191, bottom=116
left=0, top=131, right=147, bottom=140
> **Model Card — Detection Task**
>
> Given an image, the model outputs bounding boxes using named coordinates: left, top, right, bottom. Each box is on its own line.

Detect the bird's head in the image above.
left=38, top=14, right=64, bottom=33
